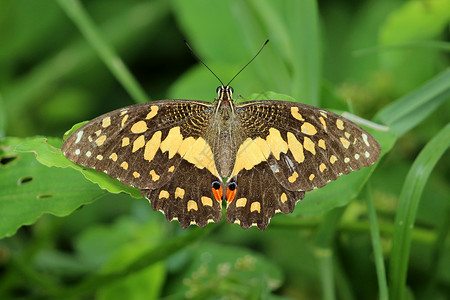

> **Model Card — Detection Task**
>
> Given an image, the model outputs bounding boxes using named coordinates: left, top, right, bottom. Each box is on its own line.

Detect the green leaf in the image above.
left=375, top=67, right=450, bottom=136
left=60, top=224, right=217, bottom=298
left=75, top=216, right=166, bottom=300
left=379, top=0, right=450, bottom=93
left=0, top=137, right=106, bottom=238
left=15, top=137, right=141, bottom=198
left=389, top=123, right=450, bottom=300
left=170, top=243, right=283, bottom=299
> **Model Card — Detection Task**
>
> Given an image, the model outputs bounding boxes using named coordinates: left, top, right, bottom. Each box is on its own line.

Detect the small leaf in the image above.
left=171, top=243, right=283, bottom=298
left=15, top=137, right=141, bottom=198
left=0, top=137, right=106, bottom=238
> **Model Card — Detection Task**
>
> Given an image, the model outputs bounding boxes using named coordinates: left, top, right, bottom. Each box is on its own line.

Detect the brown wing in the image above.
left=142, top=159, right=222, bottom=228
left=226, top=164, right=305, bottom=230
left=225, top=100, right=380, bottom=229
left=62, top=100, right=220, bottom=189
left=62, top=99, right=224, bottom=228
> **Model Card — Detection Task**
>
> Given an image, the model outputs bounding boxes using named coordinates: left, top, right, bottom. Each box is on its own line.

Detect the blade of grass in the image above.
left=389, top=123, right=450, bottom=300
left=334, top=257, right=356, bottom=300
left=56, top=0, right=150, bottom=103
left=0, top=94, right=5, bottom=138
left=423, top=203, right=450, bottom=297
left=287, top=0, right=321, bottom=105
left=4, top=1, right=169, bottom=133
left=314, top=206, right=346, bottom=300
left=374, top=68, right=450, bottom=136
left=364, top=184, right=388, bottom=300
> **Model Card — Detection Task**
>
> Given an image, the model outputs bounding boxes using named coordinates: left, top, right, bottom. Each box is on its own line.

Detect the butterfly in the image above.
left=62, top=42, right=380, bottom=230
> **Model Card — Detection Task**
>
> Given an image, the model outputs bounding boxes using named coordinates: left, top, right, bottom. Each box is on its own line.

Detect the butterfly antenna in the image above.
left=184, top=40, right=225, bottom=86
left=226, top=40, right=269, bottom=86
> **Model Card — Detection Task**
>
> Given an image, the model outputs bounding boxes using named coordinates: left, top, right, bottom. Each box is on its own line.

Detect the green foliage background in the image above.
left=0, top=0, right=449, bottom=299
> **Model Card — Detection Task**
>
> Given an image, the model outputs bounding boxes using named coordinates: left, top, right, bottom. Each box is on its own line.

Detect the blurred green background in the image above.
left=0, top=0, right=449, bottom=299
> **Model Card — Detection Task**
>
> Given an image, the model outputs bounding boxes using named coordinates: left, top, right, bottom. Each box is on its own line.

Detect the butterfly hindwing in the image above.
left=142, top=159, right=222, bottom=229
left=226, top=163, right=305, bottom=230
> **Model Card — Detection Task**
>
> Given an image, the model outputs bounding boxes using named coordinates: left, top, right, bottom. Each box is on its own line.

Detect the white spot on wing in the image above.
left=362, top=133, right=370, bottom=147
left=75, top=130, right=84, bottom=144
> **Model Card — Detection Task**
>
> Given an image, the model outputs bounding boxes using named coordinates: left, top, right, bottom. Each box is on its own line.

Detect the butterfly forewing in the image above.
left=231, top=101, right=381, bottom=191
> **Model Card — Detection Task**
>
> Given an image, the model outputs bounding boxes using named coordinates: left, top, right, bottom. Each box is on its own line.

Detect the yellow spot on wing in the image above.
left=340, top=137, right=350, bottom=149
left=250, top=202, right=261, bottom=213
left=303, top=137, right=316, bottom=155
left=133, top=171, right=140, bottom=178
left=288, top=172, right=299, bottom=183
left=330, top=155, right=337, bottom=164
left=109, top=153, right=118, bottom=161
left=120, top=161, right=128, bottom=170
left=345, top=132, right=351, bottom=139
left=309, top=174, right=315, bottom=181
left=102, top=117, right=111, bottom=128
left=145, top=105, right=158, bottom=119
left=336, top=119, right=345, bottom=130
left=175, top=187, right=185, bottom=199
left=232, top=137, right=271, bottom=176
left=201, top=196, right=213, bottom=207
left=132, top=135, right=146, bottom=152
left=159, top=190, right=169, bottom=199
left=160, top=127, right=183, bottom=159
left=280, top=193, right=287, bottom=203
left=182, top=137, right=217, bottom=176
left=266, top=128, right=288, bottom=160
left=95, top=129, right=102, bottom=136
left=150, top=170, right=160, bottom=181
left=96, top=135, right=107, bottom=146
left=96, top=155, right=103, bottom=160
left=122, top=137, right=130, bottom=147
left=187, top=200, right=198, bottom=211
left=319, top=163, right=327, bottom=172
left=319, top=116, right=327, bottom=131
left=291, top=107, right=305, bottom=121
left=144, top=131, right=162, bottom=161
left=236, top=198, right=247, bottom=208
left=301, top=122, right=317, bottom=135
left=121, top=114, right=129, bottom=128
left=168, top=165, right=175, bottom=172
left=318, top=139, right=326, bottom=149
left=131, top=120, right=148, bottom=134
left=287, top=132, right=304, bottom=163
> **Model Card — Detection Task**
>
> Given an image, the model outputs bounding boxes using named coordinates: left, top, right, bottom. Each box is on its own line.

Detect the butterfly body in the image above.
left=62, top=86, right=380, bottom=230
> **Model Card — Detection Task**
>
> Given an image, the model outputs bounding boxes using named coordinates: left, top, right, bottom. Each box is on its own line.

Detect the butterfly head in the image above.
left=216, top=85, right=234, bottom=102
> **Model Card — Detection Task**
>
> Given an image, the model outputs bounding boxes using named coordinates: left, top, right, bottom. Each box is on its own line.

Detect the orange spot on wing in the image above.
left=212, top=186, right=223, bottom=203
left=226, top=186, right=237, bottom=204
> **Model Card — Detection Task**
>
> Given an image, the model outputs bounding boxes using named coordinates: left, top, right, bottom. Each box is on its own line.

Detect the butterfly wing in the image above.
left=226, top=100, right=381, bottom=229
left=62, top=99, right=223, bottom=227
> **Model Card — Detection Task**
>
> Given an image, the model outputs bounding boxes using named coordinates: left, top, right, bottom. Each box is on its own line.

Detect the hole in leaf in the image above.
left=18, top=176, right=33, bottom=185
left=37, top=194, right=53, bottom=199
left=0, top=156, right=18, bottom=166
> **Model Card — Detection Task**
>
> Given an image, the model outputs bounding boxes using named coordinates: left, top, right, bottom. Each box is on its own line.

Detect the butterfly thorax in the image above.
left=208, top=86, right=241, bottom=178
